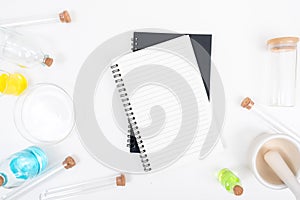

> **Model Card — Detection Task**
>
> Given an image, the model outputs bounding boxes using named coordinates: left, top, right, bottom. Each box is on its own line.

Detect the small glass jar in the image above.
left=267, top=37, right=299, bottom=106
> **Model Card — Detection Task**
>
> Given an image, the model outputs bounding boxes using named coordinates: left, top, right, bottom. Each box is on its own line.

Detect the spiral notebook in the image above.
left=129, top=32, right=212, bottom=154
left=110, top=35, right=211, bottom=172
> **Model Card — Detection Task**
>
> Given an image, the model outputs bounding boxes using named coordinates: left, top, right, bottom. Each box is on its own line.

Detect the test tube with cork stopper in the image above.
left=39, top=174, right=126, bottom=200
left=241, top=97, right=300, bottom=141
left=0, top=156, right=76, bottom=200
left=0, top=10, right=71, bottom=28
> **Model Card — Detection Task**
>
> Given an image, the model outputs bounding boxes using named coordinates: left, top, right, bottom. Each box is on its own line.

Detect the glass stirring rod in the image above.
left=241, top=97, right=300, bottom=141
left=39, top=174, right=126, bottom=200
left=0, top=10, right=71, bottom=28
left=0, top=156, right=76, bottom=200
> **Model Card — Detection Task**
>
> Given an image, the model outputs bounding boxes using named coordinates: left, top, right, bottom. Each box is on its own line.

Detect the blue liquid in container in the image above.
left=0, top=146, right=48, bottom=188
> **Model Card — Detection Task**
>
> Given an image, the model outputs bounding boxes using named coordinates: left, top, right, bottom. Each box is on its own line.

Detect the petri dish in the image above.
left=14, top=83, right=74, bottom=145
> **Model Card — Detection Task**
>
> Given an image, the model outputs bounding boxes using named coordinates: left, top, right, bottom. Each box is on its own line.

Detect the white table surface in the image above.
left=0, top=0, right=300, bottom=199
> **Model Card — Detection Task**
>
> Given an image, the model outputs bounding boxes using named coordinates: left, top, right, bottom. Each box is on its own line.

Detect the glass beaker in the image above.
left=267, top=36, right=299, bottom=106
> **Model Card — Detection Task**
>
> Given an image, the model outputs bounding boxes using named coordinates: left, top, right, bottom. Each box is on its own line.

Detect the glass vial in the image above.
left=267, top=37, right=299, bottom=106
left=0, top=27, right=53, bottom=68
left=0, top=146, right=48, bottom=189
left=218, top=168, right=243, bottom=196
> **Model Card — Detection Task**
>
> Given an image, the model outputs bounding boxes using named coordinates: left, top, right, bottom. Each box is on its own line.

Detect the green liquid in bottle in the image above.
left=218, top=168, right=243, bottom=196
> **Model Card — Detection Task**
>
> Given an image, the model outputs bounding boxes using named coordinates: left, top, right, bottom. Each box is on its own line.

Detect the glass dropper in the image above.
left=0, top=10, right=71, bottom=28
left=39, top=174, right=126, bottom=200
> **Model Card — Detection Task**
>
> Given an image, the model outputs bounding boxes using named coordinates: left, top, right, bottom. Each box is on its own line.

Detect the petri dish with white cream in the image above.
left=14, top=83, right=74, bottom=145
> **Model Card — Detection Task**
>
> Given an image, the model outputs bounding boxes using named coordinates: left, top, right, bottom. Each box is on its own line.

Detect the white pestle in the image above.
left=264, top=151, right=300, bottom=200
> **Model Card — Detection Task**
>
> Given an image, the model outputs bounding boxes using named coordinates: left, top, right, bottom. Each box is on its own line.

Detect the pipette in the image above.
left=39, top=174, right=126, bottom=200
left=241, top=97, right=300, bottom=141
left=0, top=10, right=71, bottom=28
left=0, top=156, right=76, bottom=200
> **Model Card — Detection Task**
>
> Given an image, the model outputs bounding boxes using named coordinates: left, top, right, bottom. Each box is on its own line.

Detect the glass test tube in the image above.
left=0, top=10, right=71, bottom=28
left=0, top=156, right=76, bottom=200
left=241, top=97, right=300, bottom=141
left=39, top=174, right=126, bottom=200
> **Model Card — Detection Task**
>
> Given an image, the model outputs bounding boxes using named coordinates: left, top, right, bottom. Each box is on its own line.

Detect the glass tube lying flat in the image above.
left=0, top=10, right=71, bottom=28
left=241, top=97, right=300, bottom=141
left=39, top=174, right=126, bottom=200
left=0, top=156, right=76, bottom=200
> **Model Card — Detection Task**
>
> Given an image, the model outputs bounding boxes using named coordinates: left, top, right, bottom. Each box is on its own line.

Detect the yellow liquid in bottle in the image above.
left=0, top=73, right=28, bottom=95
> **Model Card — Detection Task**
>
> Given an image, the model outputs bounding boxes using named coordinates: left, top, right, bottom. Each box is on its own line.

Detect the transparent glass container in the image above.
left=39, top=174, right=125, bottom=200
left=267, top=37, right=299, bottom=106
left=0, top=27, right=53, bottom=68
left=0, top=146, right=48, bottom=189
left=0, top=10, right=71, bottom=28
left=14, top=84, right=74, bottom=145
left=218, top=168, right=243, bottom=196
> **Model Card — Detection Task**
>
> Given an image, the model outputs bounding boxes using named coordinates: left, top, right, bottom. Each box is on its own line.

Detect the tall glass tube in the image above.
left=39, top=174, right=126, bottom=200
left=241, top=97, right=300, bottom=141
left=0, top=10, right=71, bottom=28
left=0, top=156, right=76, bottom=200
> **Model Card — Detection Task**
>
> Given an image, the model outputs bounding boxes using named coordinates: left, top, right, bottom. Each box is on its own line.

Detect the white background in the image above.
left=0, top=0, right=300, bottom=199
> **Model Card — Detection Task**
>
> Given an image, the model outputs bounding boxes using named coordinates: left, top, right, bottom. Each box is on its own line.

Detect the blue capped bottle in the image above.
left=0, top=146, right=48, bottom=188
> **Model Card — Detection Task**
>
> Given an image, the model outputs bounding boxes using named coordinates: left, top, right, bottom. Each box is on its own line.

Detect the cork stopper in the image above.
left=116, top=174, right=126, bottom=186
left=267, top=37, right=299, bottom=46
left=241, top=97, right=254, bottom=110
left=233, top=185, right=243, bottom=196
left=43, top=57, right=53, bottom=67
left=0, top=176, right=4, bottom=186
left=267, top=37, right=299, bottom=52
left=63, top=156, right=76, bottom=169
left=59, top=10, right=72, bottom=23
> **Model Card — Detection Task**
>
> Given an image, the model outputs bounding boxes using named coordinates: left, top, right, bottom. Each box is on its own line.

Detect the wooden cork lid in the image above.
left=267, top=37, right=299, bottom=52
left=267, top=37, right=299, bottom=46
left=59, top=10, right=72, bottom=23
left=0, top=176, right=4, bottom=186
left=241, top=97, right=254, bottom=110
left=44, top=57, right=53, bottom=67
left=63, top=156, right=76, bottom=169
left=233, top=185, right=243, bottom=196
left=116, top=174, right=126, bottom=186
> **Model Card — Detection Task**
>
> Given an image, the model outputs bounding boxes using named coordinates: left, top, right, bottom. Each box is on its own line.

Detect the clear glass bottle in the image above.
left=0, top=146, right=48, bottom=189
left=0, top=27, right=53, bottom=68
left=267, top=37, right=299, bottom=106
left=218, top=168, right=243, bottom=196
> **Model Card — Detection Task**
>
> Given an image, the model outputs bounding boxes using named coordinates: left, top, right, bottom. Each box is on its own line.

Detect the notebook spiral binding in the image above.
left=131, top=37, right=138, bottom=51
left=110, top=64, right=152, bottom=172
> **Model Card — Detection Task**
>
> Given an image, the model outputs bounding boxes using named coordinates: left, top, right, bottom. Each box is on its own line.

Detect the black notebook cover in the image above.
left=132, top=32, right=212, bottom=99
